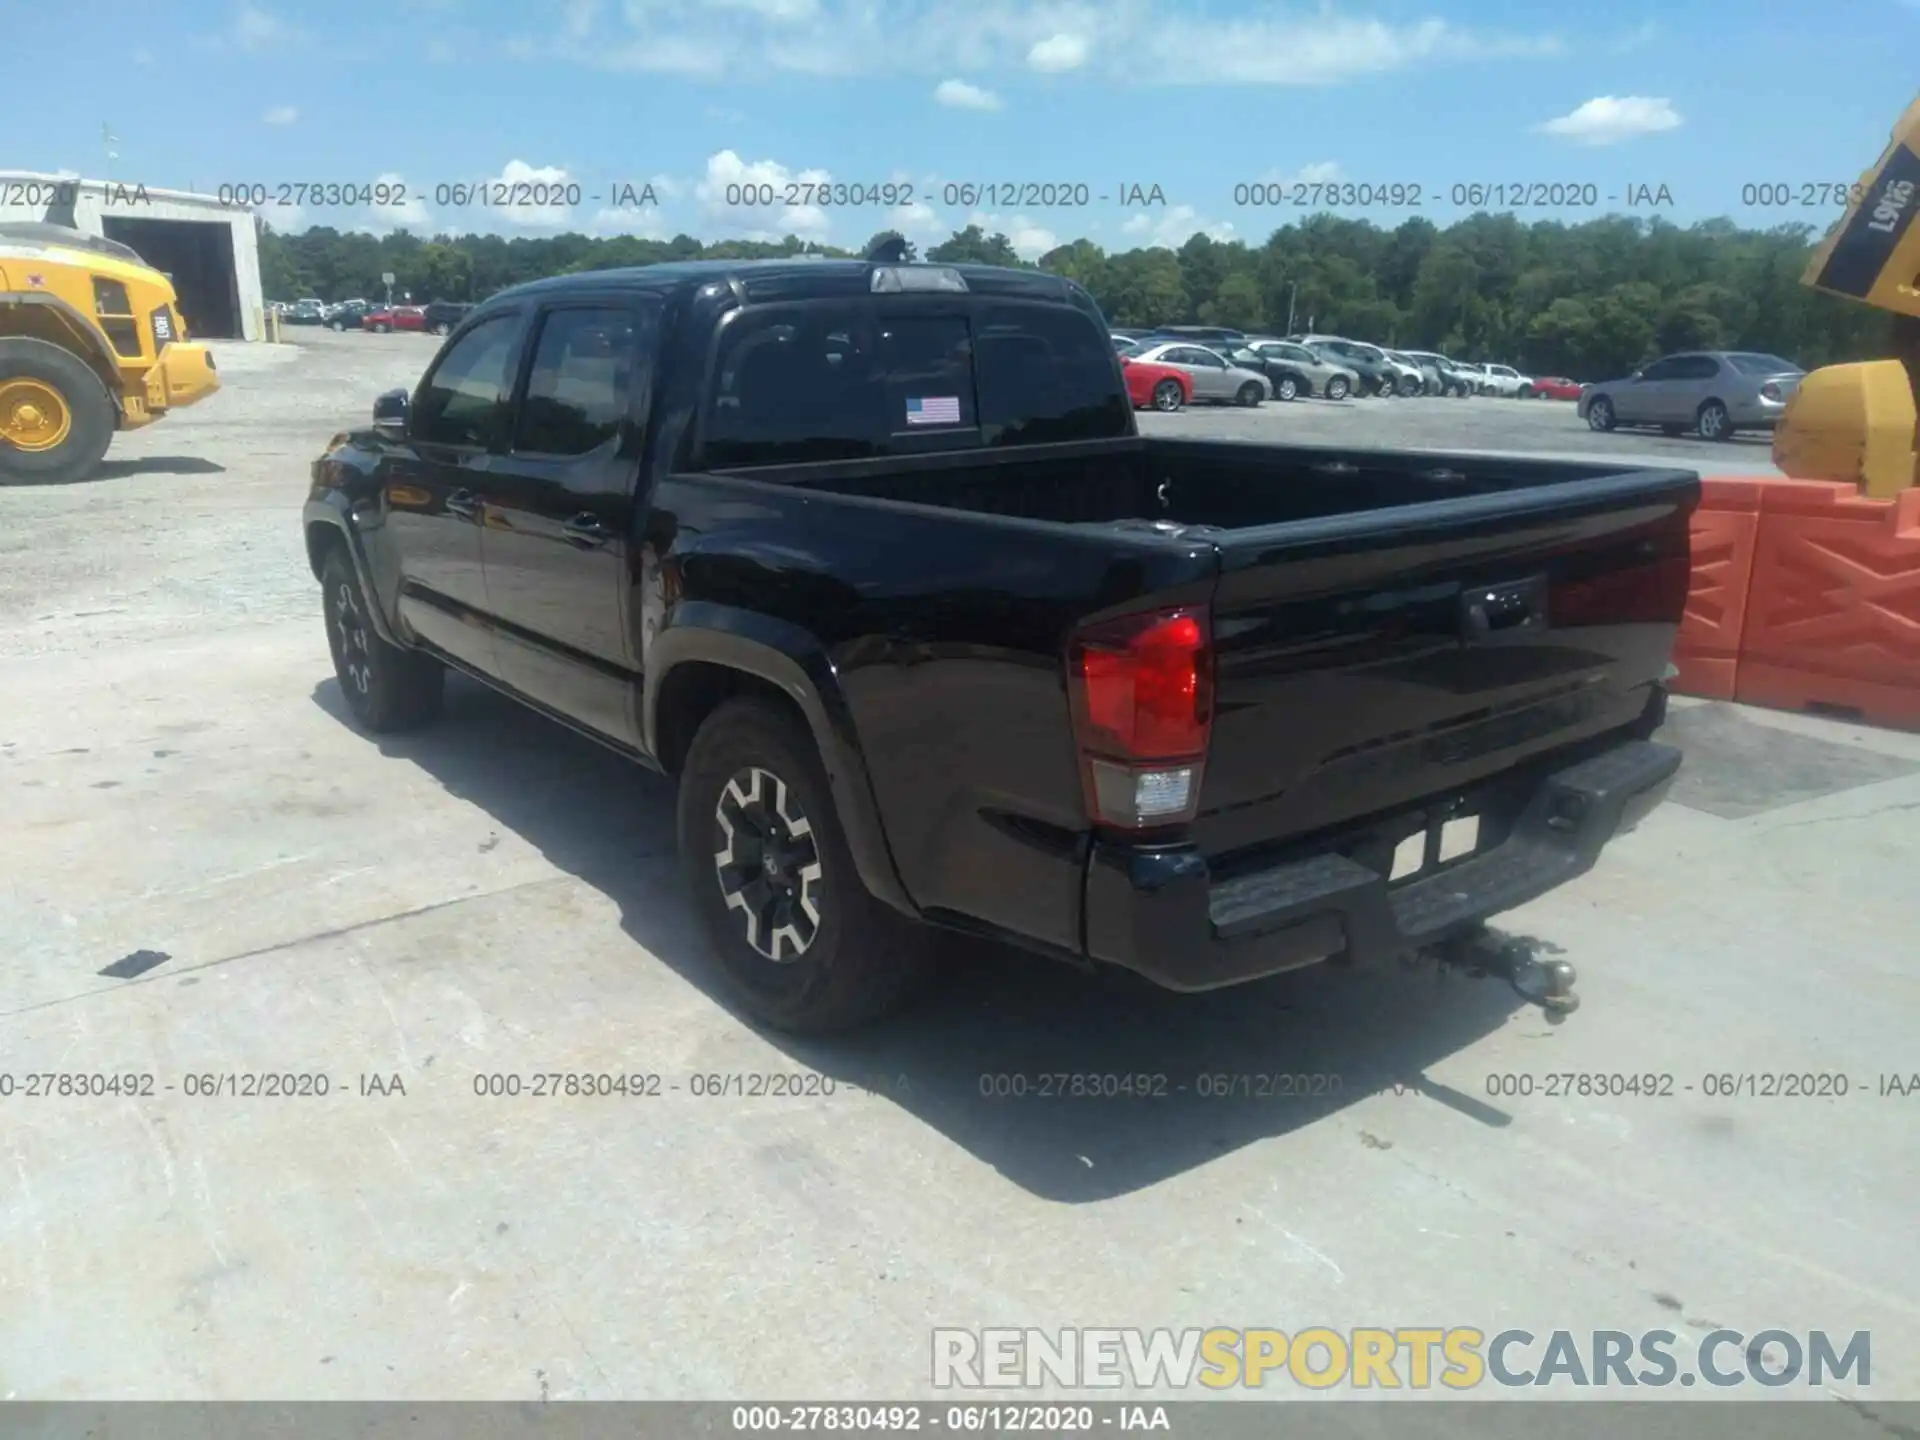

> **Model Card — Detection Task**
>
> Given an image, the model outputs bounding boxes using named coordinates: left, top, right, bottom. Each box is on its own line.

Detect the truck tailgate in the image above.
left=1193, top=466, right=1698, bottom=861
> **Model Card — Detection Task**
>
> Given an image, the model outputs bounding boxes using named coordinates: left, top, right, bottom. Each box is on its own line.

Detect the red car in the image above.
left=1120, top=354, right=1192, bottom=411
left=1532, top=375, right=1583, bottom=400
left=364, top=305, right=427, bottom=334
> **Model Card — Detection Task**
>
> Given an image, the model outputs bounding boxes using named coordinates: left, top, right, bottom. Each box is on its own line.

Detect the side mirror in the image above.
left=1629, top=370, right=1644, bottom=381
left=373, top=388, right=409, bottom=438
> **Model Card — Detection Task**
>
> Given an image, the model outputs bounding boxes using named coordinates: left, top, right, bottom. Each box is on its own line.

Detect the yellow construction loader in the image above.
left=1782, top=95, right=1920, bottom=497
left=0, top=221, right=220, bottom=485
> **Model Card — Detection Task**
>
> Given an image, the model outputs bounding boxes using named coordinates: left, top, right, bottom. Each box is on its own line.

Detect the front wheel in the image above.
left=1325, top=376, right=1351, bottom=401
left=0, top=337, right=116, bottom=486
left=1518, top=386, right=1535, bottom=400
left=1275, top=375, right=1299, bottom=401
left=1399, top=376, right=1421, bottom=397
left=329, top=320, right=345, bottom=332
left=1696, top=400, right=1733, bottom=441
left=431, top=323, right=449, bottom=336
left=1236, top=381, right=1264, bottom=407
left=677, top=699, right=933, bottom=1033
left=1585, top=396, right=1616, bottom=431
left=1151, top=379, right=1184, bottom=412
left=321, top=548, right=444, bottom=732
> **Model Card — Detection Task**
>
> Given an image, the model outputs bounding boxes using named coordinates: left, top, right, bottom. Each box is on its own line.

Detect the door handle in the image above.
left=563, top=513, right=612, bottom=548
left=445, top=488, right=480, bottom=519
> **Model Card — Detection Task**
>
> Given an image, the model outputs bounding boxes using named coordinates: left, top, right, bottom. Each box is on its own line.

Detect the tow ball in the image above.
left=1414, top=926, right=1580, bottom=1018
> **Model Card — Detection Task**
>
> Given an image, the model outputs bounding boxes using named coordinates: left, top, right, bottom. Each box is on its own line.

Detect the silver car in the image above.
left=1129, top=341, right=1272, bottom=406
left=1227, top=339, right=1359, bottom=400
left=1579, top=351, right=1805, bottom=441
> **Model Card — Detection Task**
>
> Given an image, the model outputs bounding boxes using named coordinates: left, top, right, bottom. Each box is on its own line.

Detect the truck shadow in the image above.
left=313, top=674, right=1528, bottom=1202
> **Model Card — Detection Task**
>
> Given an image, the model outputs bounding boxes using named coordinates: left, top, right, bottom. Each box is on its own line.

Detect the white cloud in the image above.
left=589, top=206, right=671, bottom=239
left=647, top=173, right=687, bottom=199
left=890, top=200, right=949, bottom=241
left=968, top=211, right=1057, bottom=260
left=479, top=159, right=582, bottom=228
left=262, top=105, right=298, bottom=125
left=543, top=2, right=1560, bottom=86
left=1257, top=160, right=1343, bottom=187
left=267, top=201, right=306, bottom=233
left=1027, top=33, right=1088, bottom=71
left=233, top=1, right=298, bottom=50
left=356, top=173, right=433, bottom=234
left=563, top=0, right=600, bottom=37
left=934, top=78, right=1001, bottom=109
left=697, top=150, right=833, bottom=240
left=1537, top=95, right=1681, bottom=145
left=1121, top=205, right=1235, bottom=247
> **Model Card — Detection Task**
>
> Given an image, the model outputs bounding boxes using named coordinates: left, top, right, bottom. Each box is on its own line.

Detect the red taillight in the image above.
left=1551, top=555, right=1691, bottom=628
left=1067, top=607, right=1212, bottom=830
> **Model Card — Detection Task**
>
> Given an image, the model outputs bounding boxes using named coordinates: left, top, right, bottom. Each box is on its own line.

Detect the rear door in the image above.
left=1191, top=456, right=1696, bottom=859
left=386, top=307, right=528, bottom=674
left=482, top=296, right=659, bottom=745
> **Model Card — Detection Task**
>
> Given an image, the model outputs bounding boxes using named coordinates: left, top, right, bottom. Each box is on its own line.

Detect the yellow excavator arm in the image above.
left=1782, top=94, right=1920, bottom=497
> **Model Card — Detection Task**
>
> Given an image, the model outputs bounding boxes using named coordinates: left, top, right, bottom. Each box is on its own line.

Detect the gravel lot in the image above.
left=2, top=329, right=1913, bottom=1409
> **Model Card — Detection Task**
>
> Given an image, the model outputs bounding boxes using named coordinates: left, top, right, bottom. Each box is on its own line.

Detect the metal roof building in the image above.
left=0, top=172, right=266, bottom=340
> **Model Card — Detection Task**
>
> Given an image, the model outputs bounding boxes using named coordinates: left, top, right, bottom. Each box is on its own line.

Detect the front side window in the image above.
left=515, top=307, right=639, bottom=457
left=413, top=314, right=521, bottom=448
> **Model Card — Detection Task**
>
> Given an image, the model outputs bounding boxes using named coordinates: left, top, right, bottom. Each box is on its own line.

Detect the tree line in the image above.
left=259, top=211, right=1897, bottom=381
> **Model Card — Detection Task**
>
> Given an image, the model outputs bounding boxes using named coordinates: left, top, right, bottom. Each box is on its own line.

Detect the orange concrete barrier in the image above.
left=1734, top=480, right=1920, bottom=729
left=1671, top=477, right=1769, bottom=701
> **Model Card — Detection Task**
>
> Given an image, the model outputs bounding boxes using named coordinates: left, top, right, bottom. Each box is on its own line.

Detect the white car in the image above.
left=1128, top=342, right=1272, bottom=406
left=1476, top=363, right=1537, bottom=398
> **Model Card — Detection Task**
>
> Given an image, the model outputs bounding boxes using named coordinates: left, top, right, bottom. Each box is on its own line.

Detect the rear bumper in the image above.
left=1082, top=737, right=1681, bottom=992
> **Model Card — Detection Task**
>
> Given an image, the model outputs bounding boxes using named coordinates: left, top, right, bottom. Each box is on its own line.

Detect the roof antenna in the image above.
left=865, top=234, right=910, bottom=264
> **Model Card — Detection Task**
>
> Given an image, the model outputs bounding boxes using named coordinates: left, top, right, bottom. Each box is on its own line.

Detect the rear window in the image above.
left=701, top=298, right=1128, bottom=467
left=1726, top=353, right=1801, bottom=376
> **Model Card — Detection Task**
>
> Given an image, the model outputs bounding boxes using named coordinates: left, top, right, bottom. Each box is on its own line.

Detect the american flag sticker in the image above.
left=905, top=395, right=961, bottom=426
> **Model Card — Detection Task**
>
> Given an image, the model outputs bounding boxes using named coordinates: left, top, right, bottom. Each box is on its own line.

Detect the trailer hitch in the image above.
left=1415, top=926, right=1580, bottom=1018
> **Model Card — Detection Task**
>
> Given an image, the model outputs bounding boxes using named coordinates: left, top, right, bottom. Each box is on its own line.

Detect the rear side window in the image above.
left=414, top=314, right=520, bottom=448
left=973, top=303, right=1130, bottom=446
left=515, top=306, right=636, bottom=457
left=705, top=303, right=885, bottom=467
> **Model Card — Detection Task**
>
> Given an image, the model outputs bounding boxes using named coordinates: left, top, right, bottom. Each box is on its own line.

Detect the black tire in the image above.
left=1585, top=395, right=1616, bottom=432
left=1325, top=376, right=1351, bottom=401
left=320, top=547, right=444, bottom=732
left=1399, top=376, right=1421, bottom=397
left=431, top=323, right=448, bottom=336
left=677, top=698, right=933, bottom=1034
left=0, top=338, right=116, bottom=486
left=1275, top=374, right=1300, bottom=401
left=1661, top=424, right=1685, bottom=436
left=1235, top=381, right=1264, bottom=407
left=1518, top=385, right=1535, bottom=400
left=1696, top=399, right=1733, bottom=442
left=1151, top=379, right=1184, bottom=412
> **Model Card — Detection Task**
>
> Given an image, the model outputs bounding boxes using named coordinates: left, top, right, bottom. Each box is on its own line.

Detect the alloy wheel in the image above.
left=713, top=766, right=823, bottom=963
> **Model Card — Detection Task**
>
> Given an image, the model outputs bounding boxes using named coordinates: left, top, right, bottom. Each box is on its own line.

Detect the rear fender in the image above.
left=646, top=603, right=915, bottom=918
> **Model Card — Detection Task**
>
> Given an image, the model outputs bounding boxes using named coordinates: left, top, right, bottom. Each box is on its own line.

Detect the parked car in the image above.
left=286, top=298, right=327, bottom=325
left=1578, top=351, right=1805, bottom=440
left=1532, top=376, right=1584, bottom=401
left=423, top=300, right=474, bottom=336
left=1399, top=351, right=1476, bottom=397
left=1477, top=364, right=1536, bottom=398
left=326, top=300, right=369, bottom=331
left=1384, top=350, right=1437, bottom=397
left=1149, top=325, right=1248, bottom=348
left=1118, top=352, right=1193, bottom=411
left=1226, top=338, right=1356, bottom=400
left=1126, top=341, right=1271, bottom=405
left=1297, top=336, right=1401, bottom=397
left=305, top=256, right=1690, bottom=1033
left=363, top=305, right=427, bottom=333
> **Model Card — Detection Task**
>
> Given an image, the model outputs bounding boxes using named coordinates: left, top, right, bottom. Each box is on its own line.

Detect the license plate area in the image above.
left=1389, top=811, right=1481, bottom=884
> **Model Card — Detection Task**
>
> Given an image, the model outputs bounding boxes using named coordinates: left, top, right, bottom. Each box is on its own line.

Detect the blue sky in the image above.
left=10, top=0, right=1919, bottom=256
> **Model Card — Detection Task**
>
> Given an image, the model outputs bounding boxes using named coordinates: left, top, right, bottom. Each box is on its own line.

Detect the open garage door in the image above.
left=100, top=215, right=241, bottom=339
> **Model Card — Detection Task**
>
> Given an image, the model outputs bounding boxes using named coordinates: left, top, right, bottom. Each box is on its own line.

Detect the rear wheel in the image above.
left=320, top=548, right=444, bottom=732
left=677, top=698, right=933, bottom=1033
left=1696, top=399, right=1733, bottom=441
left=1236, top=381, right=1264, bottom=406
left=1399, top=375, right=1421, bottom=397
left=1325, top=375, right=1351, bottom=401
left=0, top=338, right=116, bottom=486
left=1151, top=379, right=1184, bottom=411
left=1518, top=385, right=1536, bottom=400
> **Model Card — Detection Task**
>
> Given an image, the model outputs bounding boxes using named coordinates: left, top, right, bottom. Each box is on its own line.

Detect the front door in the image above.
left=481, top=298, right=659, bottom=745
left=386, top=308, right=527, bottom=674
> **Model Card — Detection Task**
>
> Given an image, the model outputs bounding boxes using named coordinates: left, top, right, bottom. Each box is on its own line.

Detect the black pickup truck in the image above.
left=305, top=258, right=1691, bottom=1033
